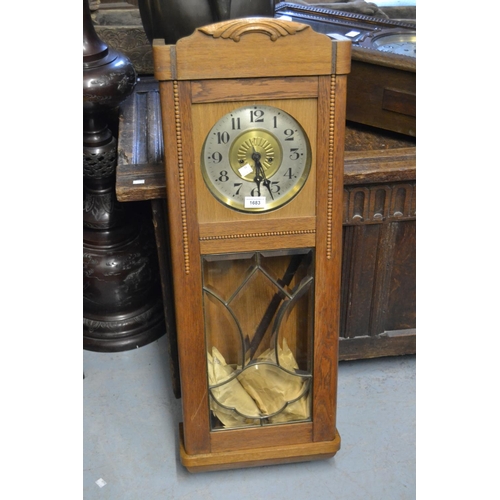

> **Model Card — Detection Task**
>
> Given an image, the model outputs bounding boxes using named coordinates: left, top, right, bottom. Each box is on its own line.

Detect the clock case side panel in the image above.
left=157, top=80, right=211, bottom=455
left=312, top=74, right=346, bottom=443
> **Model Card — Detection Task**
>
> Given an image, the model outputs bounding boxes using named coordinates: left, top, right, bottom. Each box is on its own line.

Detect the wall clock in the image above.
left=152, top=16, right=351, bottom=472
left=275, top=2, right=416, bottom=136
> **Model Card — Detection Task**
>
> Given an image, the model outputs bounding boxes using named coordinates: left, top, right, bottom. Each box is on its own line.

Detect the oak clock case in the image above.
left=152, top=17, right=351, bottom=472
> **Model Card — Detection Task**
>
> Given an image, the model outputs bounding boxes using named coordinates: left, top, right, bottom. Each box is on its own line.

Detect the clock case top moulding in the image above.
left=152, top=17, right=351, bottom=472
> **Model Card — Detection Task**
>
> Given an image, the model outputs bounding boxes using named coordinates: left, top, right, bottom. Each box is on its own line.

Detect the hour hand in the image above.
left=252, top=152, right=263, bottom=196
left=253, top=154, right=274, bottom=200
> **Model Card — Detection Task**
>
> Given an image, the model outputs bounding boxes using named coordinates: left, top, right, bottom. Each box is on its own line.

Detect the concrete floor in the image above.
left=83, top=335, right=415, bottom=499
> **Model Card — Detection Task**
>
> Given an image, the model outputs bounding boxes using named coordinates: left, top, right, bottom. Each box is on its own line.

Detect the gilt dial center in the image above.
left=229, top=129, right=282, bottom=181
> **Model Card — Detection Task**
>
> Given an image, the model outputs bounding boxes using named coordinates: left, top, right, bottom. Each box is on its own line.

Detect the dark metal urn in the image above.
left=83, top=0, right=165, bottom=351
left=138, top=0, right=276, bottom=43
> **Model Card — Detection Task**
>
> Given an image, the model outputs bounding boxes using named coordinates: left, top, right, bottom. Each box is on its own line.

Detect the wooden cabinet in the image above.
left=340, top=126, right=415, bottom=359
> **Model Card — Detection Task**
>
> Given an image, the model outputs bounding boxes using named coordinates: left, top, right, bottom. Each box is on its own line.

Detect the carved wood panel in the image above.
left=340, top=218, right=415, bottom=346
left=343, top=181, right=416, bottom=225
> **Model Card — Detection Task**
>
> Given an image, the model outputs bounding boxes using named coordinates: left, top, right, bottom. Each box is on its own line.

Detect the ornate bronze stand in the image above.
left=83, top=0, right=165, bottom=352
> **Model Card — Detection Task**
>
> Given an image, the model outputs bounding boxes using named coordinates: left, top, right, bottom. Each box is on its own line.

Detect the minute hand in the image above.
left=252, top=161, right=262, bottom=197
left=254, top=157, right=274, bottom=200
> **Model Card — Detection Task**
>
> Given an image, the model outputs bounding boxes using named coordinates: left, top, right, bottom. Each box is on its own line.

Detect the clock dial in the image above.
left=201, top=104, right=312, bottom=213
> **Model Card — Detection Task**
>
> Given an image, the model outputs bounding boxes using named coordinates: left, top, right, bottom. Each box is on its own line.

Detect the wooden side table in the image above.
left=116, top=78, right=415, bottom=397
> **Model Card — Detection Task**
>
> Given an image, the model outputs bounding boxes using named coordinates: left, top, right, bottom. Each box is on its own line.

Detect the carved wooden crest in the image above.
left=198, top=17, right=309, bottom=42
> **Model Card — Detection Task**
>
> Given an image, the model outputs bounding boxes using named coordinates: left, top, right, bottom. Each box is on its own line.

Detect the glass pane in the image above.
left=274, top=275, right=314, bottom=374
left=202, top=249, right=314, bottom=431
left=203, top=291, right=244, bottom=369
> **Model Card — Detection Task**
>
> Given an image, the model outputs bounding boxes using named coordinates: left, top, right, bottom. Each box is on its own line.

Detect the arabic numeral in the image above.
left=233, top=183, right=243, bottom=195
left=210, top=152, right=222, bottom=163
left=216, top=131, right=230, bottom=144
left=250, top=109, right=264, bottom=123
left=231, top=117, right=241, bottom=130
left=270, top=181, right=281, bottom=194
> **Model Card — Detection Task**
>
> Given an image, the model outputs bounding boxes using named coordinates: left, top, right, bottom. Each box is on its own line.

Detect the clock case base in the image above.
left=179, top=424, right=341, bottom=472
